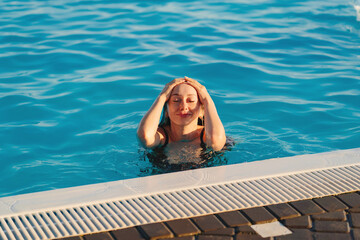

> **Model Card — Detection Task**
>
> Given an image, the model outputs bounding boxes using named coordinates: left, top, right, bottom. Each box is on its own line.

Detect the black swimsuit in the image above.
left=159, top=126, right=206, bottom=148
left=143, top=126, right=229, bottom=173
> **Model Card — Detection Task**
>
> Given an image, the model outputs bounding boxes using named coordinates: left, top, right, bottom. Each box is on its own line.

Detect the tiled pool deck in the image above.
left=1, top=148, right=359, bottom=240
left=60, top=191, right=360, bottom=240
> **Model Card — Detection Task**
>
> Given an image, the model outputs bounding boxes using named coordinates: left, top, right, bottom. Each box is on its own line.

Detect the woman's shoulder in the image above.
left=197, top=126, right=205, bottom=132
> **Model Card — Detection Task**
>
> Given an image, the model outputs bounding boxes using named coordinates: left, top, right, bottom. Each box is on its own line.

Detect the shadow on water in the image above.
left=137, top=137, right=235, bottom=176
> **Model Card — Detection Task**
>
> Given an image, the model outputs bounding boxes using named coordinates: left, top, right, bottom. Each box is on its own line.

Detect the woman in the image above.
left=137, top=76, right=226, bottom=155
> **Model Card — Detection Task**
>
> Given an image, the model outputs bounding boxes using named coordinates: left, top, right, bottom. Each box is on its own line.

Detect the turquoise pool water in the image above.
left=1, top=0, right=360, bottom=197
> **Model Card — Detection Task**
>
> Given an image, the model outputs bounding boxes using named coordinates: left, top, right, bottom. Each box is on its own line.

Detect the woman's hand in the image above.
left=184, top=76, right=210, bottom=104
left=160, top=78, right=185, bottom=101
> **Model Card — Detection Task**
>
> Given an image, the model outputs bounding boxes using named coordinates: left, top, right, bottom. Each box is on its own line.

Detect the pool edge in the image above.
left=0, top=148, right=359, bottom=240
left=0, top=148, right=359, bottom=217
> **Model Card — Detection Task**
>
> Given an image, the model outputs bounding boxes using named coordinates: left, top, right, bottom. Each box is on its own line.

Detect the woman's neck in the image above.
left=169, top=120, right=199, bottom=142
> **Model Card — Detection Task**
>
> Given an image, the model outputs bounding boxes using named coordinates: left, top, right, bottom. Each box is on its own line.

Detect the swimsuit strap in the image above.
left=159, top=126, right=169, bottom=148
left=200, top=127, right=205, bottom=147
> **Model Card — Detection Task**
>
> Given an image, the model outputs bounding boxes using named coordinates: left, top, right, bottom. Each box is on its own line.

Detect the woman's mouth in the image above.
left=177, top=113, right=192, bottom=118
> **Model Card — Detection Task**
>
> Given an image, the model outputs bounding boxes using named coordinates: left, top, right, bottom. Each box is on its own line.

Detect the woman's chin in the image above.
left=171, top=118, right=197, bottom=126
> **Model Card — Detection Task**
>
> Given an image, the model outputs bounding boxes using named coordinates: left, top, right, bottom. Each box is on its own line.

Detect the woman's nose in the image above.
left=179, top=100, right=188, bottom=110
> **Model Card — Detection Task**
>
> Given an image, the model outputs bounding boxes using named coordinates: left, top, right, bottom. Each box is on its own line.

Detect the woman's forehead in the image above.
left=171, top=83, right=197, bottom=96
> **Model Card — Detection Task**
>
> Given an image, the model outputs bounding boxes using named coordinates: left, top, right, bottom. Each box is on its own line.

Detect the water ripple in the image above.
left=1, top=0, right=360, bottom=197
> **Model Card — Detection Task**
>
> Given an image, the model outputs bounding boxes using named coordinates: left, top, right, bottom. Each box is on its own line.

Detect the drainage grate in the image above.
left=0, top=164, right=359, bottom=240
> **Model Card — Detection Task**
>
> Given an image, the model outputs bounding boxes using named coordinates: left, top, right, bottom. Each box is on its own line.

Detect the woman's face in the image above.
left=167, top=83, right=201, bottom=126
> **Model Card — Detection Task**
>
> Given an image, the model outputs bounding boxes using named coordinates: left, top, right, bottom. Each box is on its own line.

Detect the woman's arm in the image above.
left=185, top=77, right=226, bottom=151
left=137, top=95, right=166, bottom=148
left=137, top=78, right=185, bottom=148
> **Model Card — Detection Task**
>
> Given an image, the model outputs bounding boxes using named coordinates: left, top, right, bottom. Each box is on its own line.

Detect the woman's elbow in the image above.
left=137, top=129, right=156, bottom=148
left=208, top=135, right=226, bottom=151
left=137, top=128, right=145, bottom=141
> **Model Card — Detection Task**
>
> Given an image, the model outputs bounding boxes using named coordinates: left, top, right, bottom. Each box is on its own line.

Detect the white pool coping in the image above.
left=0, top=147, right=359, bottom=218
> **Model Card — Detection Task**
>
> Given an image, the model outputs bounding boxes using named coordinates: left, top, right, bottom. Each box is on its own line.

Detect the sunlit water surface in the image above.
left=1, top=0, right=360, bottom=197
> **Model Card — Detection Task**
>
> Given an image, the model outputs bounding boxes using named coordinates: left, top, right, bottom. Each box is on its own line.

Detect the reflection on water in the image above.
left=355, top=5, right=360, bottom=21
